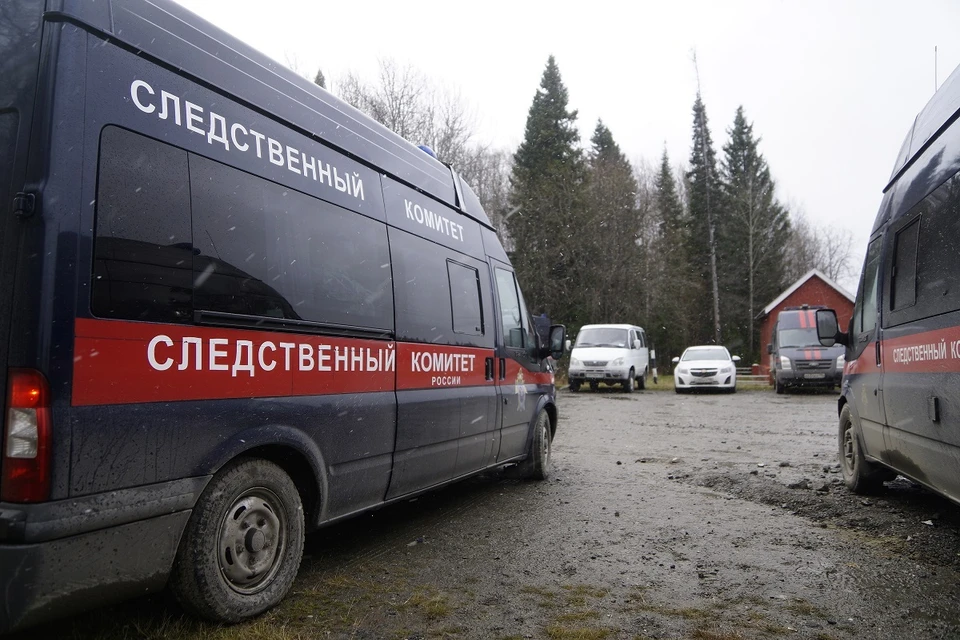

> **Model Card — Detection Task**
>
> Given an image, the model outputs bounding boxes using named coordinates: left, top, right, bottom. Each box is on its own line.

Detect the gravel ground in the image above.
left=24, top=388, right=960, bottom=639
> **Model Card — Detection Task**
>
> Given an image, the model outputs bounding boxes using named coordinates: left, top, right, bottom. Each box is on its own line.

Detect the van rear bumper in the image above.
left=0, top=476, right=207, bottom=632
left=0, top=510, right=190, bottom=632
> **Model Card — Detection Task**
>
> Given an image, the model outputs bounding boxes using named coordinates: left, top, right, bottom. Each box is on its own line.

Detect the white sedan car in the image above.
left=672, top=346, right=741, bottom=393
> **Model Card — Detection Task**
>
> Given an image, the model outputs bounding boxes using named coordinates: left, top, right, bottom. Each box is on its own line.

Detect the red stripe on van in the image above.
left=72, top=318, right=528, bottom=406
left=798, top=312, right=808, bottom=329
left=807, top=310, right=817, bottom=328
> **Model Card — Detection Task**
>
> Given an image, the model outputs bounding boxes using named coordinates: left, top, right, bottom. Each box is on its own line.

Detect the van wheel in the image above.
left=839, top=405, right=893, bottom=494
left=775, top=378, right=785, bottom=394
left=638, top=369, right=647, bottom=390
left=171, top=458, right=305, bottom=623
left=569, top=381, right=581, bottom=392
left=590, top=382, right=599, bottom=392
left=623, top=369, right=635, bottom=393
left=520, top=410, right=552, bottom=480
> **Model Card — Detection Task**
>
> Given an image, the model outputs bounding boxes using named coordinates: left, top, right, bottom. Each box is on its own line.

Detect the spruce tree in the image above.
left=651, top=149, right=695, bottom=361
left=719, top=106, right=790, bottom=360
left=584, top=120, right=640, bottom=323
left=686, top=94, right=722, bottom=344
left=509, top=56, right=587, bottom=323
left=313, top=69, right=326, bottom=89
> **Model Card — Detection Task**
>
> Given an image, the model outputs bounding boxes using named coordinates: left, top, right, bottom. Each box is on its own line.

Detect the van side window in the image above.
left=854, top=237, right=882, bottom=337
left=495, top=268, right=525, bottom=348
left=891, top=217, right=919, bottom=310
left=448, top=261, right=483, bottom=335
left=190, top=155, right=393, bottom=331
left=92, top=127, right=192, bottom=323
left=914, top=173, right=960, bottom=317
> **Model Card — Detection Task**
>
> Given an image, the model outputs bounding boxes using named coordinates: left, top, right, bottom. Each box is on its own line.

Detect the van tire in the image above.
left=839, top=405, right=892, bottom=494
left=590, top=382, right=599, bottom=392
left=170, top=458, right=304, bottom=623
left=775, top=378, right=785, bottom=394
left=569, top=381, right=581, bottom=392
left=520, top=410, right=552, bottom=481
left=623, top=369, right=635, bottom=393
left=638, top=368, right=647, bottom=390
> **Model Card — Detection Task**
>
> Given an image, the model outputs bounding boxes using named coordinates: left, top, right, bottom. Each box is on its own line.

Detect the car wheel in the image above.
left=590, top=381, right=599, bottom=392
left=838, top=404, right=893, bottom=494
left=729, top=385, right=737, bottom=394
left=569, top=381, right=581, bottom=392
left=623, top=369, right=635, bottom=393
left=520, top=409, right=552, bottom=480
left=170, top=458, right=305, bottom=623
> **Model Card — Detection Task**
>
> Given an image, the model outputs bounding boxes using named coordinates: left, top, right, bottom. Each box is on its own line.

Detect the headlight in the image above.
left=571, top=358, right=581, bottom=366
left=780, top=356, right=791, bottom=370
left=720, top=366, right=733, bottom=374
left=836, top=354, right=845, bottom=368
left=611, top=357, right=624, bottom=366
left=678, top=367, right=689, bottom=375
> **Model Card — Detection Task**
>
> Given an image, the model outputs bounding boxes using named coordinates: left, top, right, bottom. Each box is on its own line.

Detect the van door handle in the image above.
left=499, top=358, right=506, bottom=380
left=485, top=357, right=494, bottom=381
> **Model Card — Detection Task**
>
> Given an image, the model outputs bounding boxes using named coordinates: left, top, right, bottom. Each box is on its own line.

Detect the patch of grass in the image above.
left=784, top=599, right=824, bottom=617
left=521, top=585, right=558, bottom=599
left=544, top=624, right=613, bottom=640
left=561, top=584, right=610, bottom=599
left=690, top=629, right=744, bottom=640
left=816, top=634, right=840, bottom=640
left=623, top=599, right=710, bottom=620
left=398, top=589, right=453, bottom=620
left=555, top=610, right=600, bottom=623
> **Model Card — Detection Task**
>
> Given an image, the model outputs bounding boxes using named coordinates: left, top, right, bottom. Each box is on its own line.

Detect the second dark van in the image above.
left=816, top=61, right=960, bottom=503
left=768, top=306, right=844, bottom=393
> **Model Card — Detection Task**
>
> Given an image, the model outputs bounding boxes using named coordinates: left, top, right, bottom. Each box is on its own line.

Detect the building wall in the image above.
left=758, top=276, right=855, bottom=377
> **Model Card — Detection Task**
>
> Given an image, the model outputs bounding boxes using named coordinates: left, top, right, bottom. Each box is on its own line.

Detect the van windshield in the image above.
left=575, top=328, right=628, bottom=348
left=778, top=328, right=822, bottom=349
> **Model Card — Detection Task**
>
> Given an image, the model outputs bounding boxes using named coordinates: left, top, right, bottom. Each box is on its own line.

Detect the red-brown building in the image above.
left=756, top=269, right=855, bottom=377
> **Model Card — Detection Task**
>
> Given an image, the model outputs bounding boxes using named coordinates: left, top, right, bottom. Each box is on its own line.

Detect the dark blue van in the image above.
left=816, top=62, right=960, bottom=502
left=0, top=0, right=564, bottom=630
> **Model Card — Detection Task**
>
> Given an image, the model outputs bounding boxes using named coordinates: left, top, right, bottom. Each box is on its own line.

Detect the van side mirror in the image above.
left=816, top=309, right=847, bottom=347
left=766, top=344, right=773, bottom=355
left=547, top=325, right=566, bottom=360
left=565, top=339, right=572, bottom=351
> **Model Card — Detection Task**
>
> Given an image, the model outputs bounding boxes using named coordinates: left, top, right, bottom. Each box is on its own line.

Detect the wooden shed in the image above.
left=756, top=269, right=855, bottom=377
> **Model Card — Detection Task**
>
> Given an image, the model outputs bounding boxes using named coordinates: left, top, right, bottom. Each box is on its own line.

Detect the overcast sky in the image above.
left=173, top=0, right=960, bottom=292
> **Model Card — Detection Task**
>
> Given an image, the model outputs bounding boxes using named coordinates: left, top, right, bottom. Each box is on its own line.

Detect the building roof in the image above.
left=759, top=269, right=855, bottom=318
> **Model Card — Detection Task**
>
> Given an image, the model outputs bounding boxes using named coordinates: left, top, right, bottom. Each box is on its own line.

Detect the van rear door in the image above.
left=0, top=1, right=46, bottom=491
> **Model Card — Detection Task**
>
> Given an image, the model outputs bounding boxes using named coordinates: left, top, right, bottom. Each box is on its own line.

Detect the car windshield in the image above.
left=778, top=328, right=822, bottom=348
left=681, top=348, right=729, bottom=361
left=575, top=328, right=629, bottom=348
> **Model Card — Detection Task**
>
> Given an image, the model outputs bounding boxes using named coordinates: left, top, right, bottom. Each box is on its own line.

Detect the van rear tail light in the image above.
left=1, top=369, right=51, bottom=503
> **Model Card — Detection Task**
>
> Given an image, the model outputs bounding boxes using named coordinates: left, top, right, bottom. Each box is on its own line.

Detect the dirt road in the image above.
left=29, top=389, right=960, bottom=639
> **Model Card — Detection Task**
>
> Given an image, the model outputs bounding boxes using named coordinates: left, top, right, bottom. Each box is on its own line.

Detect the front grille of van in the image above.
left=796, top=360, right=831, bottom=371
left=584, top=361, right=608, bottom=367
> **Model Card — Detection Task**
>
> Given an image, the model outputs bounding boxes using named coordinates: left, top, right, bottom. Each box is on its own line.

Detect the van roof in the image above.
left=886, top=62, right=960, bottom=191
left=50, top=0, right=492, bottom=228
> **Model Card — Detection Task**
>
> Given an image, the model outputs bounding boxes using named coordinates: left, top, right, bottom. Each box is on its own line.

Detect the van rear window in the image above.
left=92, top=127, right=192, bottom=323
